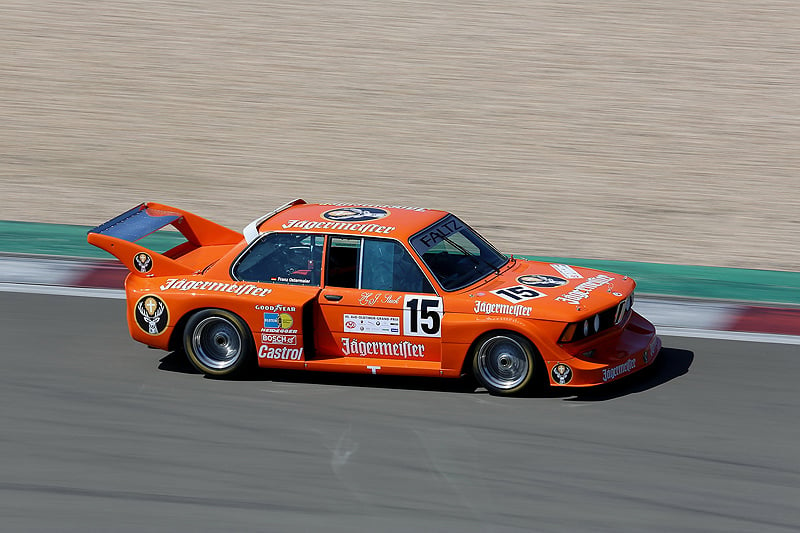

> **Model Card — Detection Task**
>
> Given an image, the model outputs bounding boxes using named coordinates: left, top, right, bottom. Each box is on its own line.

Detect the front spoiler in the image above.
left=548, top=312, right=661, bottom=387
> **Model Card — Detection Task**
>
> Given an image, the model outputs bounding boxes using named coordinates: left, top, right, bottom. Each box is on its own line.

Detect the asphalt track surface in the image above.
left=2, top=293, right=799, bottom=532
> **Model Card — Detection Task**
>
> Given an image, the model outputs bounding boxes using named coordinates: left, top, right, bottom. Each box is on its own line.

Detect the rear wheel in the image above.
left=183, top=309, right=254, bottom=378
left=471, top=332, right=537, bottom=396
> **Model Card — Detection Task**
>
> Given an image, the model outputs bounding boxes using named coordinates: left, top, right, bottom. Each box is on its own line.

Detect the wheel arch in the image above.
left=462, top=328, right=551, bottom=394
left=168, top=306, right=254, bottom=352
left=460, top=328, right=545, bottom=376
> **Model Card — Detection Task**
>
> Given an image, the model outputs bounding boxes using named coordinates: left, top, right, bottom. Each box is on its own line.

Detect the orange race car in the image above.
left=88, top=200, right=661, bottom=395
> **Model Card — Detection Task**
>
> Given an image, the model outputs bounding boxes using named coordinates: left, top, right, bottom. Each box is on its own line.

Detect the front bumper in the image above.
left=548, top=311, right=661, bottom=387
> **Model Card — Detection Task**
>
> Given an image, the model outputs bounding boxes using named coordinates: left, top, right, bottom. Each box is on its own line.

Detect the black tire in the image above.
left=183, top=309, right=254, bottom=378
left=471, top=332, right=537, bottom=396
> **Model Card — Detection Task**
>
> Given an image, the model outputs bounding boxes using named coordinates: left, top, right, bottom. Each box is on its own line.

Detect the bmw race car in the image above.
left=88, top=200, right=661, bottom=395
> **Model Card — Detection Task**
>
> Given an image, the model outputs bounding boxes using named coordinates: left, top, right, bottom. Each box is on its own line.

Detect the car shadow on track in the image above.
left=157, top=350, right=477, bottom=393
left=157, top=346, right=694, bottom=399
left=555, top=346, right=694, bottom=402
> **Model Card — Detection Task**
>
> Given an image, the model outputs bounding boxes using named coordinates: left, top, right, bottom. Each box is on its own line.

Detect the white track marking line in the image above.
left=656, top=327, right=800, bottom=345
left=0, top=257, right=83, bottom=285
left=634, top=299, right=739, bottom=331
left=0, top=283, right=125, bottom=299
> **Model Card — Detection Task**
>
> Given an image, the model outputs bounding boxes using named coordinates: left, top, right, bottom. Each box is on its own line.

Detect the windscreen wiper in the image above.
left=443, top=236, right=501, bottom=276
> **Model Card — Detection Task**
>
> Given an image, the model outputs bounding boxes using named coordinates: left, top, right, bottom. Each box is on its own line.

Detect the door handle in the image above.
left=324, top=294, right=343, bottom=302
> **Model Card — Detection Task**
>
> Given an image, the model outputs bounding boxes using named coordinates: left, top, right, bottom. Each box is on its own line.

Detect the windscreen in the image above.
left=410, top=215, right=508, bottom=291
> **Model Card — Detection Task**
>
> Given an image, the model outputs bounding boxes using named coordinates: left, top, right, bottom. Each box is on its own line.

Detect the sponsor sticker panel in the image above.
left=344, top=314, right=400, bottom=335
left=551, top=264, right=583, bottom=279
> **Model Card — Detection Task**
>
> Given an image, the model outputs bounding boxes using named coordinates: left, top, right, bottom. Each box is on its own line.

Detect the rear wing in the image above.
left=87, top=202, right=242, bottom=277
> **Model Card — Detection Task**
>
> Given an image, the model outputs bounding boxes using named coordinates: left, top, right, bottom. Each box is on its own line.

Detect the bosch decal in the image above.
left=261, top=334, right=297, bottom=345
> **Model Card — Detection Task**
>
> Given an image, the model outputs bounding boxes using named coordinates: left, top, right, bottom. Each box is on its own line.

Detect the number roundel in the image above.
left=403, top=295, right=443, bottom=337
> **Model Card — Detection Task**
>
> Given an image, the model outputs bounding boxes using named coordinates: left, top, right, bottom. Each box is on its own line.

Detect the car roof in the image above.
left=255, top=200, right=449, bottom=241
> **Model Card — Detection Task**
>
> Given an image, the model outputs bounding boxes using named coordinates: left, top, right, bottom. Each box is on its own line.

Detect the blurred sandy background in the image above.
left=1, top=1, right=798, bottom=270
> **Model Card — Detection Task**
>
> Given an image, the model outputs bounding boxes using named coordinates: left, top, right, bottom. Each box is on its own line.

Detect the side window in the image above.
left=362, top=239, right=434, bottom=293
left=326, top=236, right=361, bottom=288
left=233, top=233, right=323, bottom=286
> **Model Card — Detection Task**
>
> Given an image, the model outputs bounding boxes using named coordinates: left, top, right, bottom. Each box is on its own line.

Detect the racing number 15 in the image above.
left=403, top=296, right=443, bottom=337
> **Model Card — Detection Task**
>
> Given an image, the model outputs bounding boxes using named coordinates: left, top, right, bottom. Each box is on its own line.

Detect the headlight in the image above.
left=560, top=293, right=632, bottom=343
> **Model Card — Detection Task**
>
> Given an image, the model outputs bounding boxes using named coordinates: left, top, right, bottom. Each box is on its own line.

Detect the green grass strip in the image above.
left=1, top=220, right=798, bottom=304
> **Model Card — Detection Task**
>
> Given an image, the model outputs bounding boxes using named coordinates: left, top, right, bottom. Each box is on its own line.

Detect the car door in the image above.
left=231, top=232, right=324, bottom=362
left=315, top=236, right=443, bottom=364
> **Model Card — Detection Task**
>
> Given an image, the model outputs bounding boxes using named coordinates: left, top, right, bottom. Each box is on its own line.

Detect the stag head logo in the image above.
left=134, top=253, right=153, bottom=273
left=135, top=296, right=168, bottom=335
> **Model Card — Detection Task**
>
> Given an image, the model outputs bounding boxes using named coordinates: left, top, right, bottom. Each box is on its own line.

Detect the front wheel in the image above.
left=471, top=333, right=537, bottom=396
left=183, top=309, right=254, bottom=378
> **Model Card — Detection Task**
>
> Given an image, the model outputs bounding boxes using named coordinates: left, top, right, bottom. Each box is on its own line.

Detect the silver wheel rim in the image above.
left=191, top=316, right=243, bottom=370
left=476, top=336, right=530, bottom=390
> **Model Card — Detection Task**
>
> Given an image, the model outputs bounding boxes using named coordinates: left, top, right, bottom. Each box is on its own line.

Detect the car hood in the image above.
left=456, top=259, right=636, bottom=322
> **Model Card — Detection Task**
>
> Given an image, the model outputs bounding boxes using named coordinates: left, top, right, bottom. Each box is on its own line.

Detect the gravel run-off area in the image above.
left=1, top=1, right=798, bottom=271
